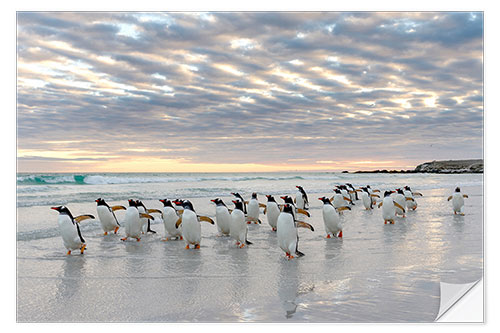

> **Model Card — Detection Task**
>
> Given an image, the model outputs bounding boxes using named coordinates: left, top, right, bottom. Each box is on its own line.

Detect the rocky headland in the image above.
left=349, top=159, right=483, bottom=174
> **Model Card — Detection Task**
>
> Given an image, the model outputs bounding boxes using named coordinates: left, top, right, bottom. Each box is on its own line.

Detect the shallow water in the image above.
left=16, top=172, right=483, bottom=322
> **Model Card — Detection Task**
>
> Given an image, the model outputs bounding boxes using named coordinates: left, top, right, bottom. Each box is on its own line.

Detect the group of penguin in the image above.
left=51, top=185, right=469, bottom=259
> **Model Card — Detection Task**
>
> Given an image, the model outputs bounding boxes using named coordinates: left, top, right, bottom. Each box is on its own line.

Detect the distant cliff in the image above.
left=352, top=159, right=483, bottom=174
left=414, top=159, right=483, bottom=173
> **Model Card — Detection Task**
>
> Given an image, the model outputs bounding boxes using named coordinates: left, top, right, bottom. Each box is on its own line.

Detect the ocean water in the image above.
left=16, top=172, right=483, bottom=322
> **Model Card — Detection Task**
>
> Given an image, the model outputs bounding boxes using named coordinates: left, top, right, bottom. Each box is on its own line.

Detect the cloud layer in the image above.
left=17, top=12, right=483, bottom=172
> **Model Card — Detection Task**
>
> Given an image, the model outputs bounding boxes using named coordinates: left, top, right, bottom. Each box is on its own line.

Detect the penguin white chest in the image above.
left=266, top=202, right=280, bottom=228
left=163, top=206, right=181, bottom=237
left=394, top=194, right=406, bottom=214
left=58, top=215, right=82, bottom=250
left=332, top=193, right=346, bottom=208
left=182, top=210, right=201, bottom=245
left=96, top=206, right=117, bottom=232
left=322, top=204, right=341, bottom=234
left=277, top=213, right=297, bottom=254
left=382, top=197, right=396, bottom=220
left=295, top=191, right=305, bottom=209
left=247, top=199, right=260, bottom=219
left=230, top=209, right=247, bottom=243
left=361, top=192, right=371, bottom=209
left=124, top=207, right=142, bottom=238
left=215, top=206, right=231, bottom=235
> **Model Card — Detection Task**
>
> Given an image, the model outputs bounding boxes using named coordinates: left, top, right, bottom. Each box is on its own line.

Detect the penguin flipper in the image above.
left=147, top=208, right=163, bottom=214
left=297, top=208, right=310, bottom=217
left=463, top=194, right=469, bottom=198
left=111, top=205, right=126, bottom=211
left=393, top=201, right=406, bottom=213
left=76, top=223, right=85, bottom=243
left=140, top=213, right=154, bottom=220
left=175, top=217, right=182, bottom=228
left=259, top=203, right=267, bottom=208
left=296, top=221, right=314, bottom=231
left=147, top=221, right=156, bottom=233
left=74, top=214, right=95, bottom=223
left=198, top=215, right=215, bottom=224
left=378, top=202, right=383, bottom=208
left=245, top=239, right=253, bottom=245
left=447, top=196, right=453, bottom=201
left=414, top=192, right=423, bottom=196
left=337, top=206, right=351, bottom=212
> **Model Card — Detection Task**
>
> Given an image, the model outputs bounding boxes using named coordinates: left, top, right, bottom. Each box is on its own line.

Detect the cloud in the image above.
left=16, top=12, right=484, bottom=171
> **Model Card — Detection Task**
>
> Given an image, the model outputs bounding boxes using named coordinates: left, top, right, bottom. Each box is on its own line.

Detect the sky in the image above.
left=16, top=11, right=484, bottom=173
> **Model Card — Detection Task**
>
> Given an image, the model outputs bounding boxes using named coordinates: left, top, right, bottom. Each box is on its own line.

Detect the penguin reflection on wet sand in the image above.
left=51, top=206, right=95, bottom=255
left=448, top=187, right=469, bottom=216
left=277, top=203, right=314, bottom=260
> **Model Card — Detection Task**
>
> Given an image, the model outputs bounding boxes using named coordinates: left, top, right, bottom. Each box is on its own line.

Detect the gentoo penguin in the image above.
left=51, top=206, right=94, bottom=255
left=159, top=199, right=183, bottom=241
left=295, top=186, right=309, bottom=210
left=359, top=187, right=374, bottom=210
left=280, top=195, right=311, bottom=217
left=447, top=187, right=469, bottom=215
left=211, top=198, right=231, bottom=236
left=276, top=203, right=314, bottom=259
left=121, top=200, right=154, bottom=242
left=175, top=200, right=215, bottom=249
left=265, top=195, right=281, bottom=232
left=337, top=185, right=353, bottom=206
left=319, top=197, right=350, bottom=238
left=331, top=189, right=350, bottom=212
left=403, top=186, right=422, bottom=211
left=95, top=198, right=125, bottom=235
left=231, top=192, right=247, bottom=214
left=346, top=183, right=358, bottom=201
left=136, top=200, right=162, bottom=234
left=367, top=185, right=380, bottom=205
left=378, top=191, right=406, bottom=224
left=246, top=192, right=264, bottom=224
left=393, top=189, right=407, bottom=217
left=230, top=200, right=252, bottom=248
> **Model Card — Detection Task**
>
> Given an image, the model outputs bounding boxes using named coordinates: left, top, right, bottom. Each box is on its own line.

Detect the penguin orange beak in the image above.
left=280, top=196, right=286, bottom=200
left=232, top=200, right=237, bottom=204
left=50, top=207, right=58, bottom=210
left=159, top=199, right=165, bottom=203
left=210, top=199, right=216, bottom=203
left=318, top=198, right=322, bottom=201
